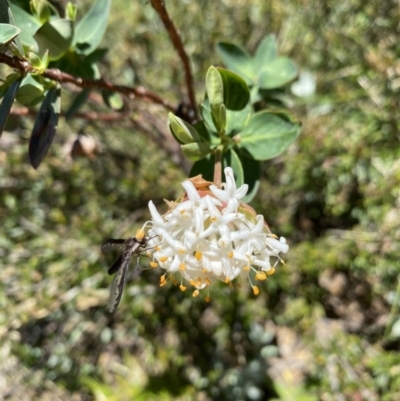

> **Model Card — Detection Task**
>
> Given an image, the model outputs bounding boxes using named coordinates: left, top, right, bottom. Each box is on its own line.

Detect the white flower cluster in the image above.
left=145, top=167, right=288, bottom=297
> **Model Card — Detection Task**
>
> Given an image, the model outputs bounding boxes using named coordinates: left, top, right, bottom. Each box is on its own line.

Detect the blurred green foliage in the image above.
left=1, top=0, right=400, bottom=400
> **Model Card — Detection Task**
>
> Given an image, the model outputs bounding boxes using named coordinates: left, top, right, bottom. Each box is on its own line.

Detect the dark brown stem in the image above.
left=150, top=0, right=198, bottom=120
left=0, top=53, right=175, bottom=112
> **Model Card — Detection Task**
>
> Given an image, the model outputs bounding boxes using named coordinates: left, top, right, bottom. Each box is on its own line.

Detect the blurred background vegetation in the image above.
left=1, top=0, right=400, bottom=400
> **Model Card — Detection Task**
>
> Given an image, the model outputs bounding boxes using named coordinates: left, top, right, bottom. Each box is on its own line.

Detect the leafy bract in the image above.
left=238, top=111, right=301, bottom=161
left=29, top=86, right=61, bottom=169
left=73, top=0, right=111, bottom=55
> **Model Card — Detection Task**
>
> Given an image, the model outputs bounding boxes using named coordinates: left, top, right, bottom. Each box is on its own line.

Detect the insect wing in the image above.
left=101, top=238, right=126, bottom=254
left=108, top=257, right=129, bottom=313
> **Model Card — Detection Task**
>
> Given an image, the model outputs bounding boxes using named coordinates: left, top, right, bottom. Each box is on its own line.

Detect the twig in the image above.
left=11, top=106, right=128, bottom=121
left=150, top=0, right=198, bottom=120
left=0, top=53, right=175, bottom=112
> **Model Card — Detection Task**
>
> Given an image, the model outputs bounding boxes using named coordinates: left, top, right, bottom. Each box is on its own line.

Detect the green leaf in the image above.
left=65, top=89, right=90, bottom=120
left=254, top=35, right=277, bottom=72
left=0, top=78, right=21, bottom=138
left=189, top=154, right=214, bottom=181
left=238, top=153, right=261, bottom=203
left=211, top=103, right=226, bottom=133
left=102, top=90, right=124, bottom=111
left=258, top=57, right=298, bottom=89
left=29, top=86, right=61, bottom=169
left=217, top=67, right=250, bottom=111
left=73, top=0, right=111, bottom=55
left=194, top=120, right=219, bottom=147
left=16, top=75, right=44, bottom=105
left=0, top=0, right=9, bottom=23
left=225, top=101, right=252, bottom=135
left=0, top=23, right=20, bottom=45
left=34, top=18, right=74, bottom=60
left=216, top=42, right=255, bottom=85
left=200, top=102, right=217, bottom=135
left=238, top=111, right=301, bottom=161
left=0, top=3, right=24, bottom=56
left=9, top=2, right=40, bottom=51
left=169, top=113, right=200, bottom=144
left=206, top=66, right=224, bottom=108
left=181, top=142, right=211, bottom=161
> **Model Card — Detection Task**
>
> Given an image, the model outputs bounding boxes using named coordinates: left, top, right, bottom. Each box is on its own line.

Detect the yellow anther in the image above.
left=255, top=271, right=267, bottom=281
left=205, top=277, right=211, bottom=285
left=159, top=256, right=168, bottom=263
left=253, top=285, right=260, bottom=295
left=135, top=228, right=145, bottom=239
left=160, top=274, right=166, bottom=283
left=179, top=263, right=186, bottom=271
left=225, top=277, right=230, bottom=284
left=228, top=251, right=234, bottom=258
left=160, top=280, right=167, bottom=287
left=189, top=279, right=196, bottom=286
left=243, top=265, right=250, bottom=271
left=180, top=284, right=187, bottom=291
left=205, top=296, right=210, bottom=302
left=195, top=250, right=202, bottom=261
left=196, top=277, right=202, bottom=286
left=210, top=216, right=217, bottom=222
left=267, top=267, right=276, bottom=276
left=150, top=261, right=158, bottom=268
left=192, top=289, right=200, bottom=297
left=155, top=246, right=161, bottom=251
left=178, top=249, right=185, bottom=254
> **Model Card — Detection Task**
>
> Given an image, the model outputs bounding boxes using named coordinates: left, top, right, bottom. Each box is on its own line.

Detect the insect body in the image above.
left=101, top=236, right=149, bottom=312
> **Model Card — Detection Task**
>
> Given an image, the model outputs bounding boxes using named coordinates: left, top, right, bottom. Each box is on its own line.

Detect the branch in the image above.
left=0, top=53, right=176, bottom=112
left=11, top=106, right=128, bottom=121
left=150, top=0, right=198, bottom=120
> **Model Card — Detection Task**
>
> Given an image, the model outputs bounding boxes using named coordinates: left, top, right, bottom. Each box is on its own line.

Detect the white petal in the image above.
left=266, top=237, right=289, bottom=253
left=148, top=201, right=165, bottom=225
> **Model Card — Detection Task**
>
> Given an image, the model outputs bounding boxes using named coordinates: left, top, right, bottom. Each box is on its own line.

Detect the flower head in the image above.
left=143, top=167, right=288, bottom=298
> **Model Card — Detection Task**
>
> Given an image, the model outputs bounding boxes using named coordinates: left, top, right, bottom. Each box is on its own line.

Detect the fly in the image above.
left=101, top=235, right=150, bottom=313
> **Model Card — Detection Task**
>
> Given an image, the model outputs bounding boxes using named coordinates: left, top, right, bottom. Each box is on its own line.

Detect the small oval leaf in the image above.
left=254, top=35, right=278, bottom=72
left=0, top=23, right=21, bottom=45
left=216, top=42, right=255, bottom=85
left=258, top=57, right=298, bottom=89
left=169, top=113, right=200, bottom=144
left=181, top=142, right=211, bottom=161
left=16, top=75, right=44, bottom=105
left=29, top=86, right=61, bottom=169
left=217, top=67, right=250, bottom=111
left=206, top=66, right=224, bottom=108
left=238, top=111, right=301, bottom=161
left=9, top=2, right=40, bottom=51
left=73, top=0, right=111, bottom=55
left=34, top=18, right=74, bottom=60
